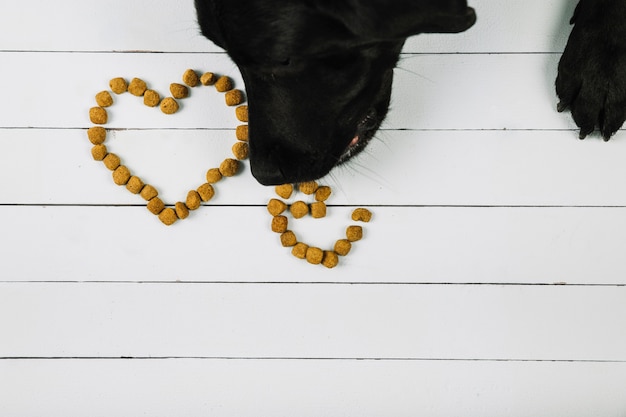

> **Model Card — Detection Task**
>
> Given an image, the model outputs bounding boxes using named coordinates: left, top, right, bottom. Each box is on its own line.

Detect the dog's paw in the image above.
left=556, top=0, right=626, bottom=140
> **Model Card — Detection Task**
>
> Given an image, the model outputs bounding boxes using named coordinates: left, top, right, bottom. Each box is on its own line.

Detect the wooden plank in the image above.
left=3, top=128, right=626, bottom=206
left=0, top=0, right=575, bottom=54
left=1, top=283, right=625, bottom=360
left=1, top=358, right=625, bottom=417
left=3, top=205, right=626, bottom=284
left=0, top=52, right=580, bottom=131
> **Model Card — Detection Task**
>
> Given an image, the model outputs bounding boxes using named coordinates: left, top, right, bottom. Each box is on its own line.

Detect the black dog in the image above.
left=195, top=0, right=626, bottom=185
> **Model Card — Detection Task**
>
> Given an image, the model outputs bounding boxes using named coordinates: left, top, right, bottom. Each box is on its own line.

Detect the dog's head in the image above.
left=196, top=0, right=476, bottom=185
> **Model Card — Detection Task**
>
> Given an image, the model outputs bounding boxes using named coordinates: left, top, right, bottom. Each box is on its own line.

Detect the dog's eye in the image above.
left=280, top=58, right=291, bottom=66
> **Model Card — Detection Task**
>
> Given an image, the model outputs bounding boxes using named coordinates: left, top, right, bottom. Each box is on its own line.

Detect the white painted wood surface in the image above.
left=2, top=0, right=626, bottom=416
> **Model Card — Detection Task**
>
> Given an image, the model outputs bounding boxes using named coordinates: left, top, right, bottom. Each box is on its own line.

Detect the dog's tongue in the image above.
left=349, top=136, right=359, bottom=147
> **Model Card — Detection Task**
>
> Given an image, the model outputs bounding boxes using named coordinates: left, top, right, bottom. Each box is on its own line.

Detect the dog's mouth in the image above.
left=338, top=108, right=381, bottom=164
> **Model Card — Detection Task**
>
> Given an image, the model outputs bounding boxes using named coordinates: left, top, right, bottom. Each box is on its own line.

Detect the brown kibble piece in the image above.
left=292, top=242, right=308, bottom=259
left=128, top=78, right=148, bottom=96
left=271, top=216, right=288, bottom=233
left=109, top=78, right=128, bottom=94
left=143, top=89, right=161, bottom=107
left=160, top=97, right=179, bottom=114
left=334, top=239, right=352, bottom=256
left=91, top=144, right=107, bottom=161
left=299, top=181, right=318, bottom=195
left=103, top=153, right=121, bottom=171
left=280, top=231, right=297, bottom=247
left=158, top=208, right=178, bottom=226
left=112, top=165, right=131, bottom=186
left=140, top=184, right=158, bottom=201
left=311, top=201, right=326, bottom=219
left=322, top=251, right=339, bottom=269
left=267, top=199, right=288, bottom=216
left=225, top=89, right=244, bottom=106
left=275, top=184, right=293, bottom=199
left=175, top=202, right=189, bottom=220
left=87, top=126, right=106, bottom=145
left=95, top=91, right=113, bottom=107
left=232, top=141, right=249, bottom=160
left=315, top=186, right=332, bottom=202
left=215, top=76, right=233, bottom=92
left=206, top=168, right=222, bottom=184
left=89, top=107, right=108, bottom=124
left=219, top=158, right=239, bottom=177
left=200, top=72, right=217, bottom=86
left=346, top=225, right=363, bottom=242
left=126, top=176, right=144, bottom=194
left=186, top=190, right=202, bottom=210
left=170, top=83, right=189, bottom=99
left=182, top=69, right=199, bottom=87
left=290, top=201, right=309, bottom=219
left=197, top=183, right=215, bottom=202
left=235, top=105, right=248, bottom=122
left=147, top=197, right=165, bottom=215
left=236, top=125, right=249, bottom=141
left=352, top=208, right=373, bottom=223
left=305, top=247, right=324, bottom=265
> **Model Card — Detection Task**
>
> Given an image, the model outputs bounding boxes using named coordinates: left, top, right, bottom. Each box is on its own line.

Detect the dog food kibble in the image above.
left=267, top=199, right=288, bottom=216
left=197, top=183, right=215, bottom=202
left=271, top=215, right=288, bottom=233
left=219, top=158, right=239, bottom=177
left=322, top=251, right=339, bottom=269
left=186, top=190, right=202, bottom=210
left=89, top=107, right=108, bottom=124
left=140, top=184, right=158, bottom=201
left=305, top=247, right=324, bottom=265
left=290, top=201, right=309, bottom=219
left=206, top=168, right=223, bottom=184
left=158, top=208, right=178, bottom=226
left=352, top=208, right=372, bottom=222
left=334, top=239, right=352, bottom=256
left=232, top=141, right=249, bottom=160
left=200, top=72, right=217, bottom=86
left=299, top=181, right=318, bottom=195
left=292, top=242, right=309, bottom=259
left=170, top=83, right=189, bottom=99
left=143, top=90, right=161, bottom=107
left=160, top=97, right=179, bottom=115
left=235, top=105, right=248, bottom=122
left=147, top=197, right=165, bottom=215
left=91, top=144, right=108, bottom=161
left=275, top=184, right=293, bottom=199
left=215, top=76, right=233, bottom=92
left=182, top=69, right=199, bottom=87
left=95, top=91, right=113, bottom=107
left=103, top=153, right=121, bottom=171
left=225, top=89, right=244, bottom=106
left=128, top=78, right=148, bottom=96
left=236, top=125, right=249, bottom=141
left=112, top=165, right=131, bottom=186
left=175, top=202, right=190, bottom=220
left=87, top=127, right=106, bottom=145
left=109, top=77, right=128, bottom=94
left=315, top=186, right=332, bottom=202
left=126, top=176, right=144, bottom=194
left=311, top=201, right=326, bottom=218
left=346, top=225, right=363, bottom=242
left=280, top=231, right=297, bottom=247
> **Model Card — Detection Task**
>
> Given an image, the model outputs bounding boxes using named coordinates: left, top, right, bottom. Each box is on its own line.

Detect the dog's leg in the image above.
left=556, top=0, right=626, bottom=140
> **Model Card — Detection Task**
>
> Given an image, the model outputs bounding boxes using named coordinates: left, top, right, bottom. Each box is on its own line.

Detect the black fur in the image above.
left=196, top=0, right=626, bottom=185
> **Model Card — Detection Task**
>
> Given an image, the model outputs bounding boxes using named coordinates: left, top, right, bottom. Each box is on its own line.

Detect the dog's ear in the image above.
left=323, top=0, right=476, bottom=41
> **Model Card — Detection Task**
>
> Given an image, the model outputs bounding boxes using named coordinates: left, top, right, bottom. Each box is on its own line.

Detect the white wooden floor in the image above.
left=2, top=0, right=626, bottom=416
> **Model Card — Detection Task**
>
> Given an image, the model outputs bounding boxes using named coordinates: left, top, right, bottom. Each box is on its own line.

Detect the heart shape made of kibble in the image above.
left=86, top=69, right=249, bottom=226
left=266, top=181, right=372, bottom=269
